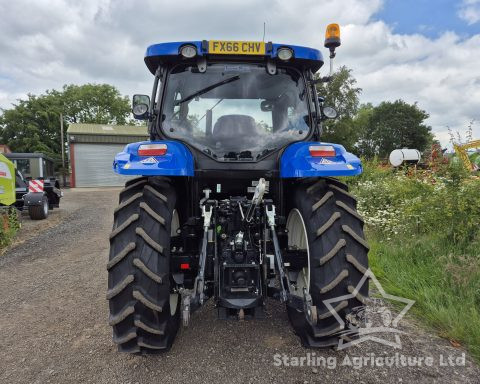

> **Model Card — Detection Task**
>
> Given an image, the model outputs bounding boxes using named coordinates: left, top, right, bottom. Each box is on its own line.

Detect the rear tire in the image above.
left=28, top=196, right=49, bottom=220
left=107, top=177, right=180, bottom=353
left=286, top=178, right=369, bottom=348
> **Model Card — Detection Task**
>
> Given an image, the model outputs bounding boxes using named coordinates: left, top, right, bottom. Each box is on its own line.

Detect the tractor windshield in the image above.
left=161, top=63, right=310, bottom=160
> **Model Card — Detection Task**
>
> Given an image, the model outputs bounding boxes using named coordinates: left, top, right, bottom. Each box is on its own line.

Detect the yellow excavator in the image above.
left=453, top=140, right=480, bottom=171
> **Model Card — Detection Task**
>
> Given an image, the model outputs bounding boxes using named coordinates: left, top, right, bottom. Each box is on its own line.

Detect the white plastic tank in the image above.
left=389, top=149, right=421, bottom=167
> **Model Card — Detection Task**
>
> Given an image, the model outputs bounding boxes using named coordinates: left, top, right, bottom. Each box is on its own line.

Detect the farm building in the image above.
left=67, top=124, right=148, bottom=187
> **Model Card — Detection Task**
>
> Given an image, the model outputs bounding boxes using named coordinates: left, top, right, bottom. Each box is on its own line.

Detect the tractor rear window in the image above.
left=161, top=63, right=310, bottom=160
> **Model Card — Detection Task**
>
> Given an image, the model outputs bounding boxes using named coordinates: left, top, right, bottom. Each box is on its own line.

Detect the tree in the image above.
left=60, top=84, right=130, bottom=125
left=0, top=94, right=63, bottom=160
left=351, top=102, right=374, bottom=144
left=356, top=100, right=433, bottom=159
left=0, top=84, right=132, bottom=166
left=316, top=66, right=362, bottom=151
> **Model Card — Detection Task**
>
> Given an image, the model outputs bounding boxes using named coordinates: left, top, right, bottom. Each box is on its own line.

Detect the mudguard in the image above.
left=280, top=142, right=362, bottom=178
left=113, top=141, right=194, bottom=177
left=23, top=192, right=46, bottom=207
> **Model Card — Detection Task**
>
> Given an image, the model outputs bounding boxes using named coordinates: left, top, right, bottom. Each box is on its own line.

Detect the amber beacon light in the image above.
left=324, top=23, right=341, bottom=50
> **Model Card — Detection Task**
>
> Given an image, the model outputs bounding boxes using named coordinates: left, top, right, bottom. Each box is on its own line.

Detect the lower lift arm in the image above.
left=265, top=202, right=317, bottom=325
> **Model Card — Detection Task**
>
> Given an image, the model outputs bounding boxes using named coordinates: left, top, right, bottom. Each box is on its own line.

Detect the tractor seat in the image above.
left=212, top=115, right=258, bottom=144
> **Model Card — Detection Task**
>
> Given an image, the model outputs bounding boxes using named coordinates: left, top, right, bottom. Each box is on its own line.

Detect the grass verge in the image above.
left=368, top=232, right=480, bottom=362
left=0, top=207, right=21, bottom=254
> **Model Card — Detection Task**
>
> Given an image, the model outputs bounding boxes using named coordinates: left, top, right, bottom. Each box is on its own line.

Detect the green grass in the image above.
left=368, top=232, right=480, bottom=362
left=344, top=160, right=480, bottom=362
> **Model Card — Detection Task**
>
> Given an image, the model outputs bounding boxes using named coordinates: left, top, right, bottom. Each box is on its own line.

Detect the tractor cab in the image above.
left=133, top=40, right=325, bottom=163
left=161, top=62, right=310, bottom=161
left=115, top=27, right=361, bottom=178
left=119, top=25, right=351, bottom=165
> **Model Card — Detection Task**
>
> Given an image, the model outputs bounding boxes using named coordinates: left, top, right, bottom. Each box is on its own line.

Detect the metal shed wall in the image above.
left=67, top=124, right=148, bottom=187
left=72, top=143, right=133, bottom=187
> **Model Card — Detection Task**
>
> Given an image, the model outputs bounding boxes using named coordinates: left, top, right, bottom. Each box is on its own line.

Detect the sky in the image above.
left=0, top=0, right=479, bottom=147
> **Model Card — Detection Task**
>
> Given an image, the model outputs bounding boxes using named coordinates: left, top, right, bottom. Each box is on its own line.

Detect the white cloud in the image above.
left=458, top=0, right=480, bottom=25
left=339, top=24, right=480, bottom=145
left=0, top=0, right=478, bottom=146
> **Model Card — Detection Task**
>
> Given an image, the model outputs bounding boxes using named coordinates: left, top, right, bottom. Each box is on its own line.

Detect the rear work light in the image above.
left=180, top=44, right=197, bottom=58
left=277, top=47, right=293, bottom=61
left=309, top=145, right=336, bottom=157
left=138, top=144, right=167, bottom=156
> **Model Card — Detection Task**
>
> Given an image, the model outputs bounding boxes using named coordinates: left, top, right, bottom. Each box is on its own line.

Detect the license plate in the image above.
left=208, top=40, right=265, bottom=55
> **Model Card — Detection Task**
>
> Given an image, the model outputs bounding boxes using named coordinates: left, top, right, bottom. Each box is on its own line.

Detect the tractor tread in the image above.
left=113, top=331, right=137, bottom=345
left=118, top=344, right=141, bottom=354
left=316, top=211, right=341, bottom=237
left=135, top=227, right=164, bottom=254
left=311, top=191, right=333, bottom=213
left=346, top=253, right=368, bottom=274
left=319, top=269, right=349, bottom=294
left=318, top=300, right=349, bottom=320
left=124, top=177, right=147, bottom=188
left=335, top=200, right=364, bottom=223
left=319, top=239, right=346, bottom=266
left=114, top=192, right=142, bottom=213
left=328, top=184, right=357, bottom=202
left=133, top=258, right=163, bottom=283
left=138, top=340, right=166, bottom=350
left=134, top=319, right=165, bottom=335
left=325, top=177, right=349, bottom=191
left=109, top=214, right=139, bottom=240
left=140, top=202, right=165, bottom=225
left=144, top=185, right=167, bottom=203
left=109, top=305, right=135, bottom=326
left=121, top=179, right=147, bottom=196
left=133, top=289, right=163, bottom=312
left=306, top=180, right=323, bottom=195
left=313, top=323, right=344, bottom=338
left=107, top=242, right=136, bottom=270
left=348, top=285, right=367, bottom=304
left=342, top=225, right=369, bottom=250
left=106, top=274, right=134, bottom=300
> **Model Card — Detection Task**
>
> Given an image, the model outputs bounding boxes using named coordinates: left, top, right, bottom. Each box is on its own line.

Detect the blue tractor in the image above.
left=108, top=24, right=368, bottom=353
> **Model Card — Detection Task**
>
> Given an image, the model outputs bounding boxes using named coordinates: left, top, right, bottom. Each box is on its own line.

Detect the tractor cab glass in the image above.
left=161, top=63, right=310, bottom=160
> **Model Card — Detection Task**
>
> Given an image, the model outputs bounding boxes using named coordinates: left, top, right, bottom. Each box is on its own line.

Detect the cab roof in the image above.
left=144, top=41, right=324, bottom=74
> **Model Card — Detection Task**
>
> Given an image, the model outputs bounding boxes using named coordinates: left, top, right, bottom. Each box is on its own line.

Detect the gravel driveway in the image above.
left=0, top=188, right=478, bottom=384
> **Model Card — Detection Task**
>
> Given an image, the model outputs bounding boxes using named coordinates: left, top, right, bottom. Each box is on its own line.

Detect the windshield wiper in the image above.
left=174, top=75, right=240, bottom=105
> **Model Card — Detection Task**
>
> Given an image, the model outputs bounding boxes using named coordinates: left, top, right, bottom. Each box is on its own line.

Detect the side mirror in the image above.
left=260, top=100, right=273, bottom=112
left=132, top=94, right=150, bottom=120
